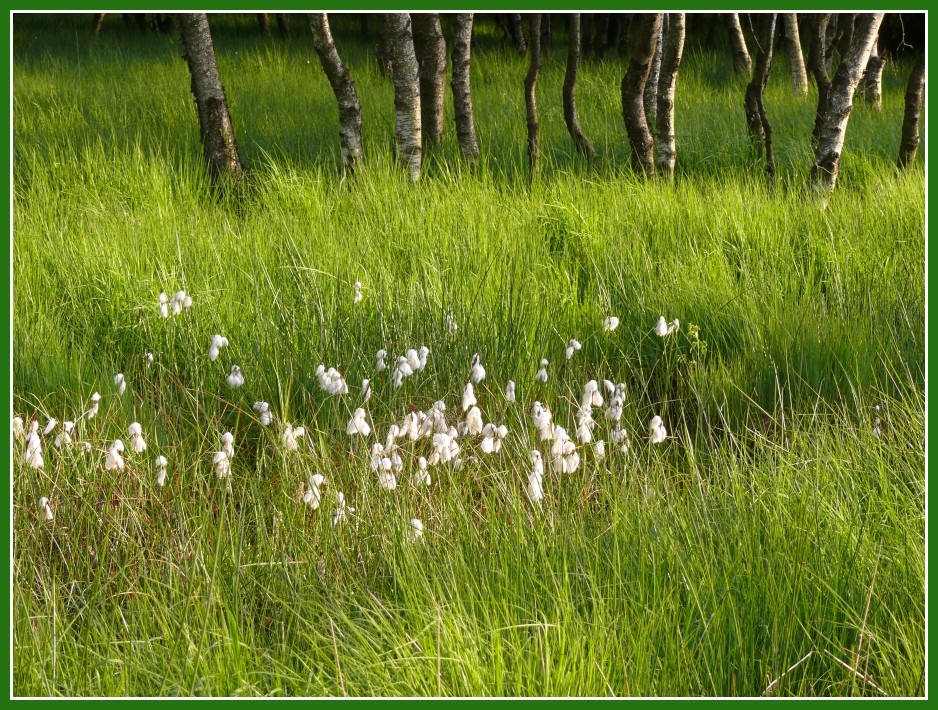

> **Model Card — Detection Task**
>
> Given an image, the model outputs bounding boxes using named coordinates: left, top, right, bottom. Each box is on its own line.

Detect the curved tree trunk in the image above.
left=621, top=13, right=663, bottom=178
left=383, top=13, right=422, bottom=181
left=781, top=13, right=808, bottom=97
left=563, top=14, right=597, bottom=163
left=411, top=13, right=446, bottom=146
left=644, top=15, right=665, bottom=126
left=524, top=14, right=543, bottom=172
left=811, top=13, right=885, bottom=198
left=310, top=13, right=364, bottom=172
left=451, top=13, right=480, bottom=161
left=897, top=53, right=926, bottom=169
left=744, top=13, right=777, bottom=178
left=857, top=26, right=886, bottom=110
left=509, top=13, right=526, bottom=55
left=178, top=13, right=244, bottom=183
left=809, top=13, right=833, bottom=148
left=727, top=13, right=752, bottom=76
left=655, top=13, right=686, bottom=180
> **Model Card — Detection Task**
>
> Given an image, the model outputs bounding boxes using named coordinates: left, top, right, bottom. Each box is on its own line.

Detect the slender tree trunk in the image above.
left=621, top=13, right=663, bottom=178
left=451, top=13, right=480, bottom=161
left=582, top=14, right=593, bottom=58
left=857, top=26, right=886, bottom=110
left=178, top=13, right=244, bottom=183
left=383, top=13, right=422, bottom=181
left=257, top=13, right=270, bottom=36
left=744, top=13, right=777, bottom=177
left=563, top=14, right=597, bottom=162
left=834, top=13, right=855, bottom=61
left=727, top=13, right=752, bottom=76
left=655, top=13, right=686, bottom=180
left=411, top=13, right=447, bottom=146
left=897, top=52, right=926, bottom=169
left=508, top=13, right=527, bottom=55
left=524, top=14, right=543, bottom=172
left=644, top=15, right=665, bottom=126
left=809, top=14, right=833, bottom=148
left=781, top=13, right=808, bottom=97
left=811, top=13, right=884, bottom=198
left=276, top=14, right=291, bottom=40
left=92, top=13, right=106, bottom=36
left=310, top=13, right=364, bottom=172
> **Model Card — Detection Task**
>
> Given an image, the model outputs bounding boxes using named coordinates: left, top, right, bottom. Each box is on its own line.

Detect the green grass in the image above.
left=12, top=13, right=924, bottom=697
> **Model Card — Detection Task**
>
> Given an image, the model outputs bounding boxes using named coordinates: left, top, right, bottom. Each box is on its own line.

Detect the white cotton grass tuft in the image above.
left=480, top=423, right=508, bottom=454
left=158, top=292, right=170, bottom=318
left=353, top=281, right=363, bottom=304
left=470, top=353, right=486, bottom=384
left=226, top=365, right=245, bottom=389
left=169, top=290, right=193, bottom=316
left=253, top=401, right=273, bottom=426
left=316, top=365, right=348, bottom=395
left=39, top=496, right=54, bottom=522
left=43, top=418, right=58, bottom=436
left=221, top=431, right=235, bottom=461
left=526, top=453, right=545, bottom=504
left=155, top=455, right=169, bottom=487
left=303, top=474, right=326, bottom=510
left=656, top=316, right=679, bottom=337
left=413, top=456, right=431, bottom=486
left=593, top=440, right=606, bottom=460
left=346, top=408, right=371, bottom=437
left=361, top=379, right=372, bottom=404
left=565, top=339, right=582, bottom=360
left=105, top=439, right=125, bottom=471
left=505, top=380, right=516, bottom=403
left=114, top=373, right=126, bottom=396
left=333, top=491, right=354, bottom=527
left=407, top=518, right=424, bottom=543
left=213, top=450, right=231, bottom=479
left=25, top=423, right=44, bottom=469
left=208, top=334, right=229, bottom=362
left=535, top=359, right=549, bottom=383
left=649, top=415, right=667, bottom=444
left=603, top=316, right=620, bottom=332
left=282, top=423, right=306, bottom=452
left=462, top=406, right=484, bottom=437
left=12, top=416, right=24, bottom=440
left=376, top=349, right=387, bottom=372
left=461, top=382, right=477, bottom=412
left=128, top=422, right=147, bottom=453
left=392, top=357, right=413, bottom=389
left=531, top=401, right=553, bottom=441
left=86, top=392, right=102, bottom=420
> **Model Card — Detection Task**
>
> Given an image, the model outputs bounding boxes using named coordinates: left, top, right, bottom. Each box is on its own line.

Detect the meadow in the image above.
left=11, top=13, right=925, bottom=696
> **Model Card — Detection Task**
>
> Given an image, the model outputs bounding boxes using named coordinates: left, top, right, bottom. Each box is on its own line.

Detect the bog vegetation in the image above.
left=12, top=13, right=924, bottom=697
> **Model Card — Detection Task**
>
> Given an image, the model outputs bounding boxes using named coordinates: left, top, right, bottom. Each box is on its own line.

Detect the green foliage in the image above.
left=12, top=13, right=923, bottom=697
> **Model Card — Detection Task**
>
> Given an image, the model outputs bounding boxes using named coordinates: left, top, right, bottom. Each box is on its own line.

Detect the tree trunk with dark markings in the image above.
left=411, top=13, right=447, bottom=146
left=524, top=14, right=543, bottom=171
left=383, top=13, right=423, bottom=181
left=655, top=13, right=686, bottom=180
left=451, top=13, right=480, bottom=161
left=727, top=13, right=752, bottom=75
left=744, top=13, right=777, bottom=177
left=621, top=13, right=662, bottom=178
left=897, top=52, right=925, bottom=169
left=563, top=14, right=597, bottom=163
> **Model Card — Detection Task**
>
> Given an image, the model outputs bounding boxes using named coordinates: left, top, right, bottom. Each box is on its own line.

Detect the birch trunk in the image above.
left=727, top=13, right=752, bottom=76
left=744, top=13, right=777, bottom=177
left=451, top=13, right=480, bottom=161
left=857, top=29, right=886, bottom=110
left=563, top=14, right=597, bottom=162
left=621, top=13, right=662, bottom=178
left=509, top=14, right=527, bottom=55
left=781, top=13, right=808, bottom=97
left=411, top=13, right=446, bottom=146
left=383, top=13, right=422, bottom=181
left=310, top=13, right=364, bottom=172
left=524, top=14, right=543, bottom=172
left=811, top=13, right=884, bottom=197
left=644, top=15, right=665, bottom=126
left=808, top=14, right=833, bottom=148
left=897, top=53, right=926, bottom=169
left=655, top=13, right=685, bottom=180
left=178, top=13, right=244, bottom=183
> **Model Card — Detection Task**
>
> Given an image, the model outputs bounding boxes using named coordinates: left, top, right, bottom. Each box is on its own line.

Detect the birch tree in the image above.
left=744, top=13, right=776, bottom=177
left=727, top=13, right=752, bottom=76
left=897, top=53, right=926, bottom=169
left=411, top=13, right=446, bottom=146
left=563, top=14, right=597, bottom=162
left=524, top=14, right=543, bottom=171
left=644, top=16, right=665, bottom=125
left=310, top=13, right=364, bottom=172
left=621, top=13, right=663, bottom=178
left=451, top=13, right=480, bottom=161
left=811, top=13, right=885, bottom=198
left=655, top=13, right=686, bottom=180
left=781, top=13, right=808, bottom=97
left=383, top=13, right=422, bottom=181
left=178, top=13, right=243, bottom=183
